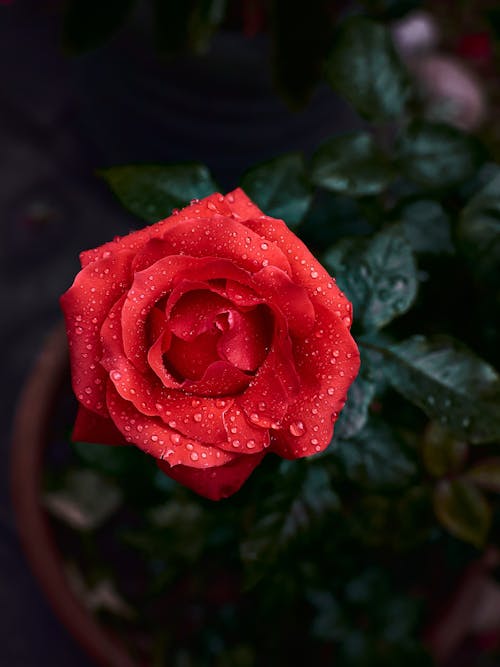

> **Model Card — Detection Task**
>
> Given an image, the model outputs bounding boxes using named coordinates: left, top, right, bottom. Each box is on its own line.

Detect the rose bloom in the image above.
left=61, top=189, right=359, bottom=499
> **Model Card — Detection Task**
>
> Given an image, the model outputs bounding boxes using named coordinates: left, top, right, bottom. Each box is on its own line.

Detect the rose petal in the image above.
left=221, top=403, right=270, bottom=453
left=225, top=280, right=262, bottom=308
left=60, top=250, right=134, bottom=415
left=157, top=452, right=265, bottom=500
left=129, top=215, right=292, bottom=277
left=121, top=256, right=258, bottom=373
left=217, top=306, right=272, bottom=372
left=165, top=331, right=222, bottom=380
left=252, top=265, right=315, bottom=337
left=72, top=404, right=129, bottom=446
left=226, top=188, right=353, bottom=325
left=166, top=285, right=232, bottom=341
left=271, top=303, right=360, bottom=458
left=100, top=296, right=231, bottom=443
left=106, top=384, right=236, bottom=468
left=80, top=193, right=234, bottom=268
left=183, top=360, right=251, bottom=397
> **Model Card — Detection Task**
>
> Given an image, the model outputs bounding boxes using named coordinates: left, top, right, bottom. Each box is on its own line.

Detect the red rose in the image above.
left=61, top=189, right=359, bottom=500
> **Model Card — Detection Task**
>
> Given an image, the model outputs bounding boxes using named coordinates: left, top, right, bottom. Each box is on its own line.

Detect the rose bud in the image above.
left=61, top=189, right=359, bottom=500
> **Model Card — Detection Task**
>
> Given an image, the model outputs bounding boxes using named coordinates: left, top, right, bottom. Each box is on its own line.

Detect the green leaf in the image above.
left=310, top=132, right=393, bottom=197
left=241, top=465, right=339, bottom=586
left=325, top=17, right=409, bottom=120
left=240, top=153, right=312, bottom=227
left=100, top=163, right=218, bottom=222
left=399, top=200, right=453, bottom=254
left=434, top=478, right=491, bottom=547
left=465, top=458, right=500, bottom=493
left=62, top=0, right=136, bottom=54
left=324, top=225, right=418, bottom=331
left=421, top=422, right=467, bottom=478
left=373, top=335, right=500, bottom=443
left=458, top=171, right=500, bottom=280
left=335, top=374, right=377, bottom=440
left=397, top=122, right=482, bottom=189
left=335, top=348, right=380, bottom=440
left=333, top=419, right=416, bottom=488
left=43, top=469, right=122, bottom=531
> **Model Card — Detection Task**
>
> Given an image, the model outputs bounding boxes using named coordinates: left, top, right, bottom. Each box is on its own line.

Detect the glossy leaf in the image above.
left=325, top=17, right=409, bottom=120
left=324, top=225, right=418, bottom=331
left=334, top=419, right=416, bottom=488
left=398, top=122, right=482, bottom=189
left=334, top=347, right=380, bottom=440
left=241, top=465, right=339, bottom=586
left=458, top=171, right=500, bottom=281
left=399, top=200, right=453, bottom=254
left=374, top=335, right=500, bottom=444
left=100, top=163, right=218, bottom=222
left=310, top=132, right=393, bottom=197
left=240, top=153, right=312, bottom=227
left=434, top=478, right=491, bottom=548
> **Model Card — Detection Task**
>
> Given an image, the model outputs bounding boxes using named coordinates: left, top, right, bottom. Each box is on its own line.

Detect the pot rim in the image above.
left=9, top=322, right=137, bottom=667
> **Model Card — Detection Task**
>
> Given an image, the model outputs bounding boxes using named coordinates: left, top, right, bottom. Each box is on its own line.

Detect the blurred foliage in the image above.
left=47, top=3, right=500, bottom=665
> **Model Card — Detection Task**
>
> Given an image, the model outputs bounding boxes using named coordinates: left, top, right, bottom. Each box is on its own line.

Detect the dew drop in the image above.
left=193, top=413, right=202, bottom=423
left=289, top=421, right=305, bottom=437
left=190, top=452, right=199, bottom=461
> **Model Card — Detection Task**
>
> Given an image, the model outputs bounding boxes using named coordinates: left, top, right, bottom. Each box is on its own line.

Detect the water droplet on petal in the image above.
left=289, top=421, right=305, bottom=437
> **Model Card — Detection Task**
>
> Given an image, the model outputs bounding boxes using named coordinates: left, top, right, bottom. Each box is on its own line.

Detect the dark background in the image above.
left=1, top=2, right=356, bottom=664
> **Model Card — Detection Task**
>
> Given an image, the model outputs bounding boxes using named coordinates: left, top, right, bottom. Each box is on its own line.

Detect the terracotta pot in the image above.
left=11, top=325, right=500, bottom=667
left=10, top=323, right=137, bottom=667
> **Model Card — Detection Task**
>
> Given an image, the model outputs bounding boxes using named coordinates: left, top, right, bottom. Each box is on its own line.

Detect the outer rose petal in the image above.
left=79, top=193, right=234, bottom=267
left=73, top=405, right=129, bottom=446
left=131, top=215, right=292, bottom=276
left=271, top=303, right=360, bottom=458
left=106, top=384, right=236, bottom=468
left=221, top=403, right=270, bottom=453
left=157, top=452, right=265, bottom=501
left=251, top=266, right=315, bottom=337
left=60, top=251, right=134, bottom=415
left=226, top=188, right=353, bottom=325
